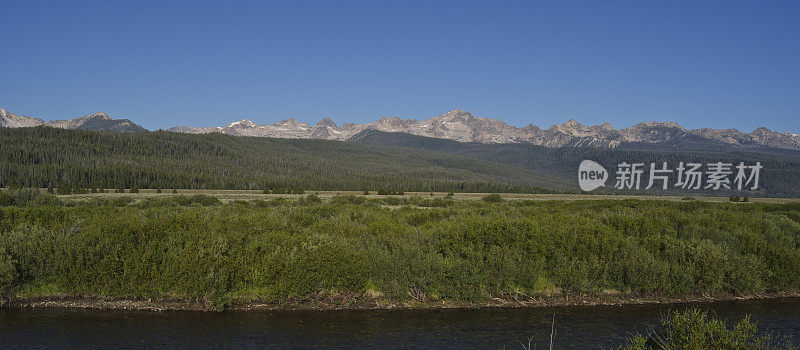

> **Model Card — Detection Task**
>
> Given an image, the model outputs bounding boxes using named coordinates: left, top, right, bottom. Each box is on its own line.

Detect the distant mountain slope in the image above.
left=349, top=129, right=800, bottom=197
left=0, top=108, right=45, bottom=127
left=0, top=107, right=145, bottom=132
left=170, top=109, right=800, bottom=150
left=0, top=126, right=565, bottom=193
left=45, top=112, right=146, bottom=132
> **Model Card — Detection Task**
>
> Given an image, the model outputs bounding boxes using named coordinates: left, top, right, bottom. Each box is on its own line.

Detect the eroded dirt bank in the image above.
left=5, top=291, right=800, bottom=312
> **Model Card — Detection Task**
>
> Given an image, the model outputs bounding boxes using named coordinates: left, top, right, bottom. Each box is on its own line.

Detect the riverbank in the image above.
left=5, top=291, right=800, bottom=312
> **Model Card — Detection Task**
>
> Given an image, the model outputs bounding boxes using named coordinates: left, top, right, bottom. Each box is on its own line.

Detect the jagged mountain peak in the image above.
left=275, top=117, right=296, bottom=123
left=374, top=116, right=406, bottom=123
left=371, top=116, right=407, bottom=131
left=227, top=119, right=258, bottom=128
left=437, top=109, right=474, bottom=122
left=548, top=119, right=594, bottom=137
left=273, top=117, right=309, bottom=130
left=443, top=109, right=470, bottom=115
left=73, top=112, right=113, bottom=122
left=753, top=126, right=774, bottom=135
left=523, top=123, right=542, bottom=131
left=550, top=119, right=583, bottom=129
left=91, top=112, right=111, bottom=119
left=0, top=107, right=45, bottom=127
left=316, top=117, right=338, bottom=128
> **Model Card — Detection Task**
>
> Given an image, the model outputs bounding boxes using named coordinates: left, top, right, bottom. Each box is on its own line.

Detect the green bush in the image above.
left=1, top=200, right=799, bottom=309
left=418, top=198, right=452, bottom=208
left=0, top=250, right=19, bottom=297
left=382, top=196, right=404, bottom=205
left=113, top=196, right=136, bottom=207
left=0, top=188, right=61, bottom=206
left=622, top=308, right=791, bottom=349
left=188, top=194, right=222, bottom=206
left=298, top=194, right=322, bottom=205
left=482, top=194, right=504, bottom=202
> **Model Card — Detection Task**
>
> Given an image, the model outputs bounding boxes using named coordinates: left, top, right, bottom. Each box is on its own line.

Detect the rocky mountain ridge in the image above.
left=169, top=109, right=800, bottom=150
left=3, top=106, right=798, bottom=150
left=0, top=107, right=146, bottom=132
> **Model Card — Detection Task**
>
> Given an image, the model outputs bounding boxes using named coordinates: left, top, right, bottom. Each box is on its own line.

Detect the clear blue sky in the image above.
left=2, top=0, right=798, bottom=132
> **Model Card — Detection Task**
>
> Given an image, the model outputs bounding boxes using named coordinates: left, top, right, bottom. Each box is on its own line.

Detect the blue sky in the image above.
left=2, top=1, right=798, bottom=132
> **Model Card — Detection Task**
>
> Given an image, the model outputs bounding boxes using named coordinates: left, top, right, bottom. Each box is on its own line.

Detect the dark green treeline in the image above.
left=0, top=127, right=556, bottom=193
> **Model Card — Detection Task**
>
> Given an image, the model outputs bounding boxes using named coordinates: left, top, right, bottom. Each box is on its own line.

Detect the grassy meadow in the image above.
left=1, top=189, right=800, bottom=310
left=56, top=189, right=800, bottom=203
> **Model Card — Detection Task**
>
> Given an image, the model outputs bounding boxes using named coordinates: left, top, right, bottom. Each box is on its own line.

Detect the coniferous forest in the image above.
left=352, top=130, right=800, bottom=197
left=3, top=126, right=800, bottom=196
left=0, top=127, right=558, bottom=193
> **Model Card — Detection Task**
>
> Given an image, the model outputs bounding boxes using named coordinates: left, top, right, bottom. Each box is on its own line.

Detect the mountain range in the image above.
left=0, top=107, right=146, bottom=132
left=2, top=106, right=799, bottom=150
left=169, top=109, right=800, bottom=150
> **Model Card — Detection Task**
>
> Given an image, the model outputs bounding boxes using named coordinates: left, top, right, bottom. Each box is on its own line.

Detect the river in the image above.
left=2, top=298, right=799, bottom=349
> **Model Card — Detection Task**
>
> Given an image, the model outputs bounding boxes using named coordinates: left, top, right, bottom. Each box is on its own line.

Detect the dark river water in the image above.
left=2, top=299, right=800, bottom=349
